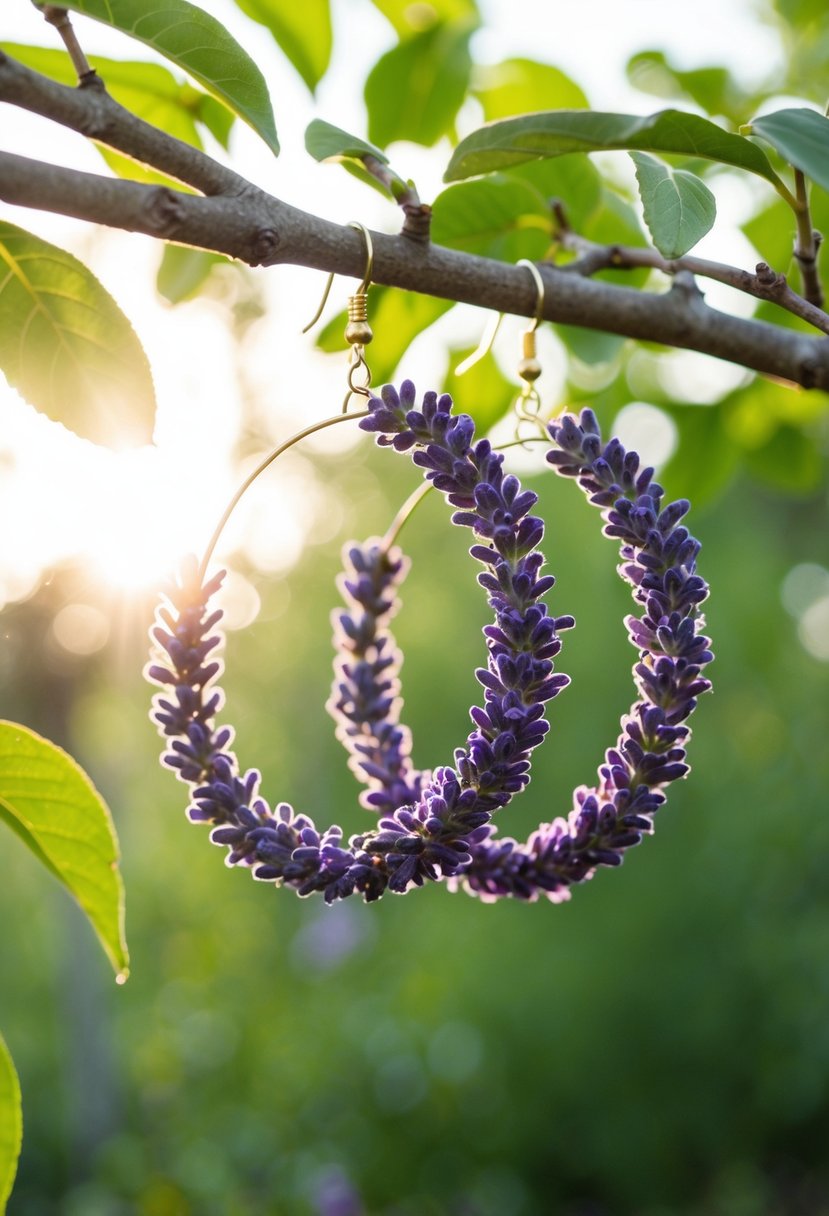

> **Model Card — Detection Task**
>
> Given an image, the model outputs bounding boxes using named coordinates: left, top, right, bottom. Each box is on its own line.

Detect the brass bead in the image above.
left=345, top=320, right=374, bottom=346
left=517, top=356, right=541, bottom=382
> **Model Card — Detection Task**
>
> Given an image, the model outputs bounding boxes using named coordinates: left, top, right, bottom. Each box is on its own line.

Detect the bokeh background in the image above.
left=2, top=0, right=829, bottom=1212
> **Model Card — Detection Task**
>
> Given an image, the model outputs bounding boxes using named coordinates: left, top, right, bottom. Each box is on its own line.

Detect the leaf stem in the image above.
left=39, top=6, right=93, bottom=80
left=792, top=168, right=824, bottom=308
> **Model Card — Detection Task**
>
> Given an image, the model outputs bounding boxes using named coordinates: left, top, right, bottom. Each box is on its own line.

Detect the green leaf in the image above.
left=444, top=108, right=786, bottom=191
left=233, top=0, right=331, bottom=92
left=305, top=119, right=389, bottom=166
left=365, top=21, right=475, bottom=148
left=748, top=108, right=829, bottom=195
left=474, top=58, right=588, bottom=121
left=627, top=51, right=750, bottom=124
left=0, top=1031, right=22, bottom=1216
left=631, top=151, right=716, bottom=258
left=369, top=0, right=478, bottom=36
left=317, top=288, right=452, bottom=385
left=742, top=423, right=824, bottom=493
left=432, top=175, right=553, bottom=262
left=445, top=344, right=515, bottom=434
left=305, top=120, right=405, bottom=198
left=0, top=721, right=128, bottom=981
left=0, top=221, right=155, bottom=447
left=509, top=155, right=602, bottom=230
left=58, top=0, right=278, bottom=154
left=156, top=245, right=229, bottom=304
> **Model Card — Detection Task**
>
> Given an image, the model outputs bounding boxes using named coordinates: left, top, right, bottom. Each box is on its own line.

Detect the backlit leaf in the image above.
left=58, top=0, right=278, bottom=153
left=234, top=0, right=332, bottom=92
left=0, top=221, right=155, bottom=447
left=156, top=245, right=229, bottom=304
left=0, top=1032, right=21, bottom=1216
left=444, top=108, right=785, bottom=190
left=0, top=721, right=128, bottom=980
left=627, top=50, right=751, bottom=124
left=474, top=58, right=588, bottom=120
left=365, top=21, right=475, bottom=147
left=432, top=175, right=553, bottom=262
left=369, top=0, right=478, bottom=36
left=631, top=151, right=716, bottom=257
left=748, top=108, right=829, bottom=194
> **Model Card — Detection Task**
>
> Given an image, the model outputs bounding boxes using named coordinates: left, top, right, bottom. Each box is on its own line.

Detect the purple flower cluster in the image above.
left=326, top=541, right=425, bottom=816
left=148, top=381, right=572, bottom=903
left=452, top=407, right=713, bottom=901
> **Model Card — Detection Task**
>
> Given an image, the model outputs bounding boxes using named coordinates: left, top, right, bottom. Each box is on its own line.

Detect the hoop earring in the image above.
left=330, top=382, right=713, bottom=902
left=148, top=378, right=571, bottom=902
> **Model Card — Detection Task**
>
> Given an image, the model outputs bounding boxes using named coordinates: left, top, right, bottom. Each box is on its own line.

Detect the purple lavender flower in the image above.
left=326, top=541, right=426, bottom=816
left=148, top=381, right=572, bottom=903
left=452, top=407, right=713, bottom=902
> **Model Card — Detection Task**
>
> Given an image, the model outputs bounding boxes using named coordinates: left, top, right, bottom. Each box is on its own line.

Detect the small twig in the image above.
left=362, top=154, right=431, bottom=244
left=555, top=226, right=829, bottom=336
left=39, top=5, right=93, bottom=81
left=792, top=168, right=824, bottom=309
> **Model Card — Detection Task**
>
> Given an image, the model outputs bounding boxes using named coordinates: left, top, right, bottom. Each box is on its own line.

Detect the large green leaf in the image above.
left=234, top=0, right=331, bottom=92
left=2, top=45, right=232, bottom=186
left=474, top=58, right=588, bottom=121
left=0, top=1031, right=21, bottom=1216
left=369, top=0, right=478, bottom=36
left=444, top=108, right=786, bottom=190
left=432, top=175, right=553, bottom=262
left=365, top=21, right=474, bottom=148
left=0, top=721, right=128, bottom=981
left=748, top=108, right=829, bottom=195
left=631, top=151, right=716, bottom=258
left=58, top=0, right=278, bottom=153
left=0, top=222, right=154, bottom=446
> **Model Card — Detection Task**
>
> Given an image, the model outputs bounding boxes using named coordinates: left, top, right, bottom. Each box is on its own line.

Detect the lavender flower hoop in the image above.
left=148, top=381, right=572, bottom=903
left=332, top=389, right=713, bottom=903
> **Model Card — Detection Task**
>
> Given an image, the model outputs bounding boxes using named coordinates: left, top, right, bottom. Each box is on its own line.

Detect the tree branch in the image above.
left=555, top=223, right=829, bottom=336
left=2, top=50, right=829, bottom=391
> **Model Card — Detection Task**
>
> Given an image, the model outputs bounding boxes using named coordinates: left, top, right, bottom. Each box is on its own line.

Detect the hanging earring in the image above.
left=147, top=380, right=570, bottom=902
left=303, top=220, right=374, bottom=413
left=330, top=383, right=713, bottom=903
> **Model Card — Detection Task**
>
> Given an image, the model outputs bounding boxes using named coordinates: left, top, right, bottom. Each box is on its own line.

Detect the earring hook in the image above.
left=513, top=260, right=546, bottom=440
left=302, top=222, right=375, bottom=413
left=302, top=221, right=374, bottom=334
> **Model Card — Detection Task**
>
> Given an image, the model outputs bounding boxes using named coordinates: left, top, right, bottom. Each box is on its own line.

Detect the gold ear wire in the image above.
left=302, top=221, right=375, bottom=413
left=513, top=259, right=546, bottom=437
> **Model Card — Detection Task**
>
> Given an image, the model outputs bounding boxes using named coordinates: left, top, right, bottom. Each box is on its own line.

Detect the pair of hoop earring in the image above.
left=148, top=226, right=712, bottom=906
